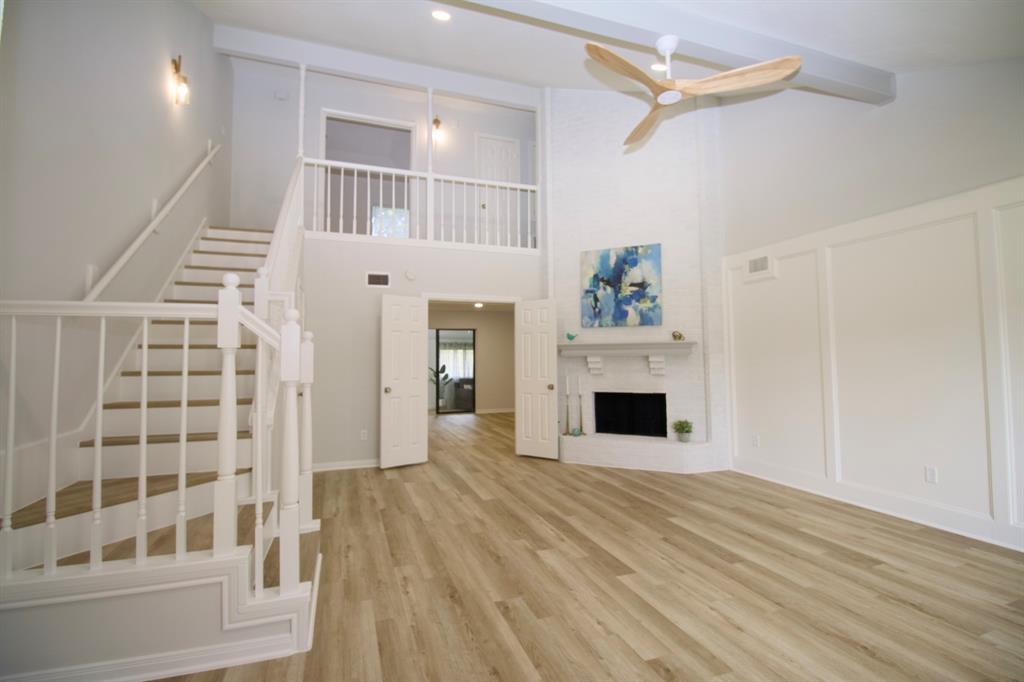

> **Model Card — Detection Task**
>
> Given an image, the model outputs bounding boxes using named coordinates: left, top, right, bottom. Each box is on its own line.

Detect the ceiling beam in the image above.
left=463, top=0, right=896, bottom=104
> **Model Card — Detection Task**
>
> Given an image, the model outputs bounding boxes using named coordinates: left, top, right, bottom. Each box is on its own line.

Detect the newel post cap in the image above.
left=222, top=272, right=240, bottom=289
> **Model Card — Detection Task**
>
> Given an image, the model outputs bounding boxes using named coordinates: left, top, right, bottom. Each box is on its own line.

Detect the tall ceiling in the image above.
left=193, top=0, right=1024, bottom=89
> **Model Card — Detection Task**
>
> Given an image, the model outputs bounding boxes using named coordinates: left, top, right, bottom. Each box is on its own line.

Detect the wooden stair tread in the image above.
left=183, top=264, right=258, bottom=273
left=262, top=532, right=320, bottom=588
left=174, top=280, right=255, bottom=289
left=209, top=226, right=273, bottom=234
left=137, top=343, right=257, bottom=350
left=79, top=430, right=252, bottom=448
left=103, top=397, right=253, bottom=410
left=121, top=369, right=256, bottom=376
left=47, top=500, right=273, bottom=567
left=9, top=468, right=251, bottom=530
left=193, top=249, right=267, bottom=257
left=202, top=237, right=272, bottom=245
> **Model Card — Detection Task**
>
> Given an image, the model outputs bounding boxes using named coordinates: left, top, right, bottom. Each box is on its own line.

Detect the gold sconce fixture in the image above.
left=171, top=55, right=190, bottom=105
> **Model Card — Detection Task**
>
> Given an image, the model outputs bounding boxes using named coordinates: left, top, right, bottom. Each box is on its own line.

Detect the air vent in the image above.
left=748, top=256, right=770, bottom=274
left=743, top=255, right=777, bottom=282
left=366, top=272, right=390, bottom=287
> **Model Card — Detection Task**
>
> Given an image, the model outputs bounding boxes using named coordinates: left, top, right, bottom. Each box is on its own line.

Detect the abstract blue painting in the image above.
left=581, top=243, right=662, bottom=327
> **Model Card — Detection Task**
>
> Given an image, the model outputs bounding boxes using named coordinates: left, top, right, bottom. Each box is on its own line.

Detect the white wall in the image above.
left=428, top=308, right=515, bottom=413
left=547, top=89, right=730, bottom=464
left=228, top=55, right=537, bottom=230
left=719, top=58, right=1024, bottom=255
left=304, top=238, right=544, bottom=469
left=725, top=177, right=1024, bottom=549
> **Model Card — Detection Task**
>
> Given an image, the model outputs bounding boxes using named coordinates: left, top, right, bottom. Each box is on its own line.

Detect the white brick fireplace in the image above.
left=557, top=342, right=723, bottom=474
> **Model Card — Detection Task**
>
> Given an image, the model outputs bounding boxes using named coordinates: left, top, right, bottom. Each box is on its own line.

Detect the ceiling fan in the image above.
left=585, top=35, right=802, bottom=145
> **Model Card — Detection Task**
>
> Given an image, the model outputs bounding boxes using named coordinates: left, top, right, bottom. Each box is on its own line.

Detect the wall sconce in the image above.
left=432, top=115, right=444, bottom=144
left=171, top=55, right=190, bottom=105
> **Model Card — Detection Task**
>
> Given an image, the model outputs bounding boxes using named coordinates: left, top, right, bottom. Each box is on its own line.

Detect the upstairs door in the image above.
left=380, top=295, right=428, bottom=468
left=515, top=299, right=559, bottom=459
left=477, top=135, right=521, bottom=246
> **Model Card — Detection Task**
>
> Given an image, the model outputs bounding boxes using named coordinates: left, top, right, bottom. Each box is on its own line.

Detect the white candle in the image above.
left=577, top=375, right=583, bottom=395
left=565, top=373, right=570, bottom=396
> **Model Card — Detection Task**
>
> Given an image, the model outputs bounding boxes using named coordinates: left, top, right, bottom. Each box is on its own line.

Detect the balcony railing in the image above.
left=303, top=158, right=539, bottom=251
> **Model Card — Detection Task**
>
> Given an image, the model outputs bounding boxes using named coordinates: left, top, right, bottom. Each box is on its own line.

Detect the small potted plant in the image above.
left=429, top=364, right=453, bottom=407
left=672, top=419, right=693, bottom=443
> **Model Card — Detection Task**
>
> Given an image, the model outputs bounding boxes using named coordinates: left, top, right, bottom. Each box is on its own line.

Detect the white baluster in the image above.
left=527, top=191, right=533, bottom=248
left=45, top=317, right=62, bottom=574
left=300, top=331, right=315, bottom=529
left=352, top=170, right=358, bottom=235
left=366, top=170, right=371, bottom=235
left=1, top=317, right=16, bottom=577
left=176, top=318, right=190, bottom=559
left=326, top=166, right=332, bottom=233
left=136, top=317, right=149, bottom=564
left=339, top=168, right=345, bottom=233
left=253, top=338, right=265, bottom=597
left=279, top=309, right=302, bottom=594
left=313, top=164, right=320, bottom=232
left=215, top=273, right=241, bottom=556
left=475, top=183, right=481, bottom=245
left=90, top=317, right=106, bottom=569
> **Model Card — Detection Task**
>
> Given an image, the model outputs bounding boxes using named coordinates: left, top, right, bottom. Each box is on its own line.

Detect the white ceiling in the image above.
left=674, top=0, right=1024, bottom=73
left=193, top=0, right=1024, bottom=89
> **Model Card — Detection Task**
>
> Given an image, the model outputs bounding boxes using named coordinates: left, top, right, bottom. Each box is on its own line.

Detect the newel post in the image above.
left=300, top=330, right=315, bottom=529
left=278, top=308, right=301, bottom=594
left=214, top=273, right=241, bottom=556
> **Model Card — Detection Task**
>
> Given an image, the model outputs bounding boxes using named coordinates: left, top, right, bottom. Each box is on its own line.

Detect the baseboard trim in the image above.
left=0, top=633, right=296, bottom=682
left=475, top=408, right=514, bottom=414
left=312, top=459, right=378, bottom=472
left=733, top=458, right=1024, bottom=551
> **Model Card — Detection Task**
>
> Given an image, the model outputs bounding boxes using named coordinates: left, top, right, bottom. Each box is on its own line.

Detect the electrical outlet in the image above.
left=924, top=466, right=938, bottom=484
left=752, top=435, right=760, bottom=448
left=360, top=429, right=368, bottom=441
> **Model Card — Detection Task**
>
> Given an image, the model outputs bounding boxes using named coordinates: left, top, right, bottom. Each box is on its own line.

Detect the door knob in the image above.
left=384, top=386, right=392, bottom=393
left=547, top=384, right=555, bottom=390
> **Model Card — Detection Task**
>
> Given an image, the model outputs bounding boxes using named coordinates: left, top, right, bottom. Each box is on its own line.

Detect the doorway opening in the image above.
left=430, top=329, right=476, bottom=414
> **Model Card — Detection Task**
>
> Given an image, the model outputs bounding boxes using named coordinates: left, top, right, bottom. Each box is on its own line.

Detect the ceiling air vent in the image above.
left=366, top=272, right=390, bottom=288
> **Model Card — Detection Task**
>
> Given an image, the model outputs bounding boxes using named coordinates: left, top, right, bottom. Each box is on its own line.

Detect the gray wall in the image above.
left=719, top=58, right=1024, bottom=254
left=0, top=0, right=233, bottom=503
left=428, top=309, right=515, bottom=413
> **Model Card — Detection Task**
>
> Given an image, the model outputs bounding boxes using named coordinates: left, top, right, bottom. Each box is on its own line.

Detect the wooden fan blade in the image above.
left=624, top=105, right=664, bottom=145
left=671, top=56, right=802, bottom=96
left=586, top=42, right=665, bottom=96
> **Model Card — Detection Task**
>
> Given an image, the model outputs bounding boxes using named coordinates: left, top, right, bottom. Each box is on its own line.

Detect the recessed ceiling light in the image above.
left=474, top=302, right=484, bottom=308
left=651, top=62, right=667, bottom=72
left=432, top=9, right=451, bottom=22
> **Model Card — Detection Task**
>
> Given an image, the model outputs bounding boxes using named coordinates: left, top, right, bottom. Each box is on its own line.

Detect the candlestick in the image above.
left=577, top=375, right=586, bottom=435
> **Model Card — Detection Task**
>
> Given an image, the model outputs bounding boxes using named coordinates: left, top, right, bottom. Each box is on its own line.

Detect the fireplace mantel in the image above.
left=558, top=340, right=697, bottom=376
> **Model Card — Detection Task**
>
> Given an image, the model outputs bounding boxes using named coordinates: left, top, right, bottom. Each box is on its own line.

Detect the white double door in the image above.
left=379, top=295, right=558, bottom=468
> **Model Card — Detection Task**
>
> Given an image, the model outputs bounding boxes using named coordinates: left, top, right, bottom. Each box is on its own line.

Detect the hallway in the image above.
left=170, top=413, right=1024, bottom=682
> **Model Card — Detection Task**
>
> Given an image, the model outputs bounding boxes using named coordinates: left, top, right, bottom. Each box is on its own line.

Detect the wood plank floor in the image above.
left=168, top=413, right=1024, bottom=682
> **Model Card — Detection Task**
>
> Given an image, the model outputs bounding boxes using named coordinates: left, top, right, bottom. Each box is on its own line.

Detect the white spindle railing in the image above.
left=303, top=158, right=538, bottom=250
left=300, top=331, right=314, bottom=529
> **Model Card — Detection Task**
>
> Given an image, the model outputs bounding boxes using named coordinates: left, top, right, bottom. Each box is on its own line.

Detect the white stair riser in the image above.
left=197, top=238, right=270, bottom=255
left=189, top=252, right=266, bottom=268
left=97, top=437, right=253, bottom=478
left=113, top=374, right=256, bottom=401
left=148, top=324, right=257, bottom=344
left=172, top=284, right=255, bottom=303
left=101, top=403, right=251, bottom=434
left=125, top=347, right=256, bottom=372
left=180, top=267, right=257, bottom=284
left=206, top=227, right=273, bottom=242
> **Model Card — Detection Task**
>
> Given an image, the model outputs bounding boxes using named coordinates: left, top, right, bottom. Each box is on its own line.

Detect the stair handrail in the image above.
left=84, top=144, right=222, bottom=302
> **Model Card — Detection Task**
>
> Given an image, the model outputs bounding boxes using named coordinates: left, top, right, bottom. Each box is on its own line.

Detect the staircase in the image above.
left=1, top=155, right=319, bottom=681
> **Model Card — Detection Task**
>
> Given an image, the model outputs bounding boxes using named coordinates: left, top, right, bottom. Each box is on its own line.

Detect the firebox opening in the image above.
left=594, top=392, right=667, bottom=437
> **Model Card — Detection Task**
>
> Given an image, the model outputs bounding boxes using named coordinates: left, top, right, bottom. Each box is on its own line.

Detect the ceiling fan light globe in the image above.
left=657, top=90, right=683, bottom=106
left=655, top=34, right=679, bottom=57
